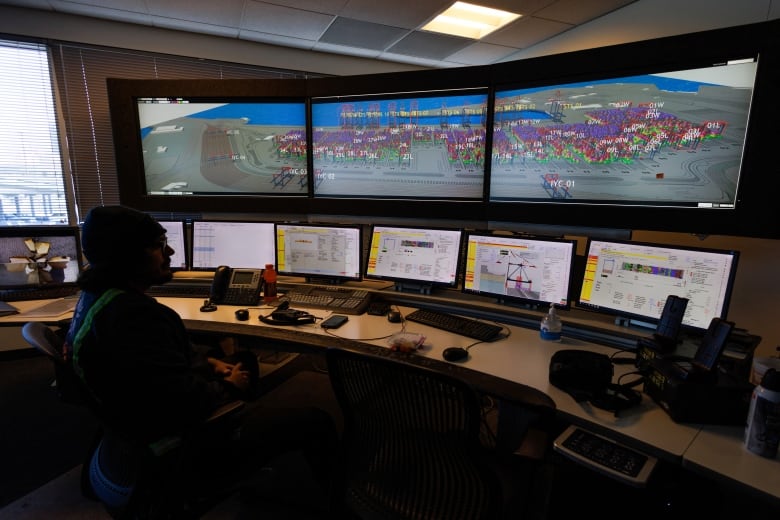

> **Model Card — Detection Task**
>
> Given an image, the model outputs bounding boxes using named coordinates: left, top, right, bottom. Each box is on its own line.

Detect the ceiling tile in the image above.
left=534, top=0, right=638, bottom=25
left=387, top=30, right=472, bottom=60
left=319, top=17, right=408, bottom=51
left=483, top=16, right=571, bottom=48
left=146, top=0, right=245, bottom=27
left=339, top=0, right=452, bottom=29
left=250, top=0, right=350, bottom=15
left=443, top=42, right=519, bottom=65
left=48, top=2, right=154, bottom=25
left=242, top=1, right=335, bottom=40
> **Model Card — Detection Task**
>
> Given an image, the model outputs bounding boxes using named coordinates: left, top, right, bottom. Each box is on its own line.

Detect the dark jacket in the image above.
left=65, top=289, right=235, bottom=443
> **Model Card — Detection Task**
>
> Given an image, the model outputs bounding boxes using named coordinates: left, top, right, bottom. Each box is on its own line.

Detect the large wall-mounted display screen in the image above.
left=311, top=89, right=489, bottom=200
left=137, top=97, right=308, bottom=197
left=490, top=58, right=758, bottom=210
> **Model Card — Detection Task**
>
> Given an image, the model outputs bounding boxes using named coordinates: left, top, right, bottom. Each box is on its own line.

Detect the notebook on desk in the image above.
left=0, top=226, right=83, bottom=302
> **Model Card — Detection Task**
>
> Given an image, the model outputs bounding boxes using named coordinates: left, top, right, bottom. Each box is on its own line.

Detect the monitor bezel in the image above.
left=364, top=223, right=465, bottom=290
left=461, top=231, right=577, bottom=310
left=273, top=222, right=364, bottom=283
left=108, top=78, right=310, bottom=214
left=575, top=237, right=740, bottom=333
left=485, top=21, right=779, bottom=239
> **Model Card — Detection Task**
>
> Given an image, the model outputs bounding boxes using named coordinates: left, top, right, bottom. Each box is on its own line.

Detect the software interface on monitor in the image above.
left=579, top=240, right=737, bottom=330
left=275, top=224, right=362, bottom=280
left=463, top=234, right=574, bottom=307
left=366, top=226, right=462, bottom=286
left=158, top=221, right=187, bottom=270
left=191, top=221, right=275, bottom=269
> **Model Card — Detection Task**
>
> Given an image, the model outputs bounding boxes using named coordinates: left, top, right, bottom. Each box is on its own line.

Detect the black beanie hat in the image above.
left=81, top=205, right=165, bottom=268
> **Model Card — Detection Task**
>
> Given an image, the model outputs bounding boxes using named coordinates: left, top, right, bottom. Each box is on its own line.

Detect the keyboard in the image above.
left=279, top=286, right=371, bottom=315
left=146, top=283, right=211, bottom=299
left=0, top=285, right=80, bottom=302
left=553, top=425, right=657, bottom=487
left=405, top=308, right=503, bottom=342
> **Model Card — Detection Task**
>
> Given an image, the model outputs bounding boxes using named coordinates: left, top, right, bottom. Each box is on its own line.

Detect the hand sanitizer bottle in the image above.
left=540, top=304, right=562, bottom=341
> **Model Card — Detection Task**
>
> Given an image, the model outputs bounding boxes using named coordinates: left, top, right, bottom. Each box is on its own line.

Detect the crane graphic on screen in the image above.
left=505, top=255, right=536, bottom=291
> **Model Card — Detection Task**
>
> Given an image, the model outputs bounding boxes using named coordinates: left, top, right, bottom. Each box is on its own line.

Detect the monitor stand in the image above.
left=496, top=297, right=541, bottom=310
left=393, top=281, right=432, bottom=295
left=305, top=276, right=344, bottom=285
left=615, top=316, right=655, bottom=330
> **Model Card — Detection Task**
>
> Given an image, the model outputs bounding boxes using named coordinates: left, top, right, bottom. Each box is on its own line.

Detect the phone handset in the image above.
left=199, top=265, right=230, bottom=312
left=210, top=265, right=231, bottom=303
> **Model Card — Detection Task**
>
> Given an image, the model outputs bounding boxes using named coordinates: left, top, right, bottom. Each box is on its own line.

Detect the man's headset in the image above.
left=258, top=301, right=318, bottom=326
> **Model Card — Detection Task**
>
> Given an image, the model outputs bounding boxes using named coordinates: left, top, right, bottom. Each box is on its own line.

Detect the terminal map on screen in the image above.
left=577, top=239, right=739, bottom=331
left=191, top=220, right=275, bottom=270
left=274, top=223, right=362, bottom=282
left=463, top=232, right=576, bottom=309
left=365, top=225, right=463, bottom=288
left=490, top=58, right=758, bottom=209
left=137, top=98, right=307, bottom=196
left=311, top=89, right=488, bottom=200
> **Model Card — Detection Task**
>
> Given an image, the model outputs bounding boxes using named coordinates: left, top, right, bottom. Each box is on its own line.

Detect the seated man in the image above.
left=64, top=205, right=338, bottom=513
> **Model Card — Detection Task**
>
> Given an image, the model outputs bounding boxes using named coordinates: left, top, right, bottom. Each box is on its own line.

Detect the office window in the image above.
left=0, top=39, right=68, bottom=225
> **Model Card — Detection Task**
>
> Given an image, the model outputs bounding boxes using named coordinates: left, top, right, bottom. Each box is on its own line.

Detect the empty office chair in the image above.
left=21, top=321, right=244, bottom=519
left=325, top=346, right=556, bottom=520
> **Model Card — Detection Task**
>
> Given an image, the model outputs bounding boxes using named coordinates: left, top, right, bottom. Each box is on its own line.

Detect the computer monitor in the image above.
left=191, top=220, right=275, bottom=270
left=158, top=220, right=188, bottom=271
left=577, top=238, right=739, bottom=332
left=365, top=224, right=463, bottom=292
left=274, top=223, right=363, bottom=283
left=0, top=226, right=82, bottom=289
left=462, top=232, right=576, bottom=309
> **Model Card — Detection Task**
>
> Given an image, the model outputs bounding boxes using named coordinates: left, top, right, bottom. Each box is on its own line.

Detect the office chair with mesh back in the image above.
left=21, top=321, right=245, bottom=519
left=325, top=346, right=556, bottom=520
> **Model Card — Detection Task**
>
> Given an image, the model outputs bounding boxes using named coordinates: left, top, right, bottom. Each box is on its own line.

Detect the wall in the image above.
left=0, top=2, right=777, bottom=356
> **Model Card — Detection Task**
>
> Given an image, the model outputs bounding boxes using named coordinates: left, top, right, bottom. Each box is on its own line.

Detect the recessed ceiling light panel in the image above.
left=422, top=2, right=521, bottom=40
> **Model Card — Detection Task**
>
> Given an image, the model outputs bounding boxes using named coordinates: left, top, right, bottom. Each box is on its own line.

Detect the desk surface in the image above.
left=3, top=291, right=779, bottom=503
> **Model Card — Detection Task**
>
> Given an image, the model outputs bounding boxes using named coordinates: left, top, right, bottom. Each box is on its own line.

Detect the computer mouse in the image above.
left=387, top=310, right=402, bottom=323
left=442, top=347, right=468, bottom=362
left=234, top=308, right=249, bottom=321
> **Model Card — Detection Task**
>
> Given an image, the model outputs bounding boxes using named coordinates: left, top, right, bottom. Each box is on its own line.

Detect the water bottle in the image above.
left=263, top=263, right=278, bottom=303
left=745, top=368, right=780, bottom=458
left=540, top=304, right=562, bottom=341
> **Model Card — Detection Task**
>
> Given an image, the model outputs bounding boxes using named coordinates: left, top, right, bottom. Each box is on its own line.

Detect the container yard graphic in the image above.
left=490, top=60, right=757, bottom=207
left=138, top=101, right=307, bottom=195
left=311, top=91, right=489, bottom=199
